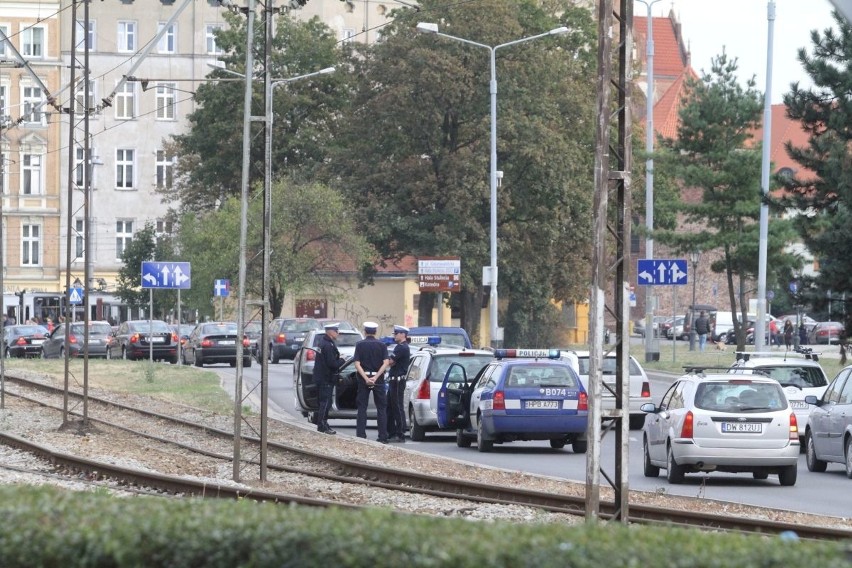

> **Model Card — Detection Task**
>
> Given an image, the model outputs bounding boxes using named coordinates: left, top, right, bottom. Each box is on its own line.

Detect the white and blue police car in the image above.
left=436, top=349, right=589, bottom=453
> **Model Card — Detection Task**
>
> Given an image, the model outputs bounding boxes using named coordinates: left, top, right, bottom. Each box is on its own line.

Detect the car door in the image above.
left=809, top=372, right=843, bottom=458
left=645, top=381, right=681, bottom=463
left=42, top=324, right=60, bottom=357
left=827, top=372, right=852, bottom=459
left=436, top=361, right=485, bottom=429
left=297, top=332, right=322, bottom=411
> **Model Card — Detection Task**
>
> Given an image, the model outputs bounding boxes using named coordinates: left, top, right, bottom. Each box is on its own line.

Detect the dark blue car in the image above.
left=408, top=326, right=473, bottom=349
left=437, top=349, right=589, bottom=453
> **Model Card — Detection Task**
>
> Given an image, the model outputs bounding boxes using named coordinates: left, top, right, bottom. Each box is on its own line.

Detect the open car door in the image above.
left=436, top=362, right=476, bottom=429
left=297, top=347, right=320, bottom=411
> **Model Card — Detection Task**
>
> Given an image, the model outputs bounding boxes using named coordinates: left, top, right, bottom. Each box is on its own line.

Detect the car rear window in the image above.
left=282, top=320, right=319, bottom=333
left=70, top=323, right=112, bottom=336
left=752, top=365, right=827, bottom=388
left=505, top=365, right=579, bottom=388
left=430, top=355, right=493, bottom=383
left=694, top=381, right=786, bottom=412
left=577, top=357, right=642, bottom=375
left=129, top=321, right=171, bottom=333
left=336, top=333, right=361, bottom=347
left=202, top=323, right=237, bottom=335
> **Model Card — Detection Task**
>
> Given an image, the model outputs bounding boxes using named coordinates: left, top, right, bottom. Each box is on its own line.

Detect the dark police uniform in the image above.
left=353, top=324, right=389, bottom=442
left=386, top=326, right=411, bottom=442
left=314, top=329, right=345, bottom=434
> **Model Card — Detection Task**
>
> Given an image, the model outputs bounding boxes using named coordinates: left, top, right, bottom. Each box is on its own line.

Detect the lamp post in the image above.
left=689, top=249, right=701, bottom=351
left=416, top=22, right=569, bottom=347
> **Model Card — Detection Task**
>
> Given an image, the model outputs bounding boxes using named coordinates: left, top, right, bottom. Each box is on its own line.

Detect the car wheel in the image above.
left=476, top=416, right=493, bottom=453
left=643, top=437, right=660, bottom=478
left=307, top=411, right=318, bottom=425
left=40, top=347, right=48, bottom=359
left=59, top=347, right=65, bottom=359
left=629, top=415, right=645, bottom=430
left=549, top=439, right=566, bottom=449
left=122, top=347, right=129, bottom=360
left=805, top=430, right=828, bottom=472
left=168, top=356, right=178, bottom=365
left=456, top=429, right=472, bottom=448
left=194, top=352, right=203, bottom=367
left=845, top=437, right=852, bottom=480
left=270, top=346, right=280, bottom=364
left=752, top=471, right=769, bottom=480
left=409, top=408, right=426, bottom=442
left=230, top=360, right=237, bottom=367
left=778, top=464, right=797, bottom=486
left=244, top=357, right=252, bottom=368
left=571, top=439, right=588, bottom=454
left=666, top=443, right=685, bottom=484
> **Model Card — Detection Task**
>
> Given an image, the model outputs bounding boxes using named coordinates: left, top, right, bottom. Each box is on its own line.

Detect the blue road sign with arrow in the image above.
left=637, top=259, right=688, bottom=286
left=141, top=261, right=191, bottom=289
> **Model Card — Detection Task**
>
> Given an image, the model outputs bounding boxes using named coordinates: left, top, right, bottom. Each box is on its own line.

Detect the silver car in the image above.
left=570, top=351, right=652, bottom=429
left=293, top=329, right=364, bottom=423
left=641, top=371, right=800, bottom=486
left=804, top=365, right=852, bottom=478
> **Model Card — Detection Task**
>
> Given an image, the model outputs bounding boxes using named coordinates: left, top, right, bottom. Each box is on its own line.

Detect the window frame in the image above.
left=115, top=148, right=135, bottom=190
left=21, top=152, right=43, bottom=195
left=21, top=25, right=45, bottom=58
left=117, top=21, right=137, bottom=52
left=157, top=22, right=176, bottom=54
left=114, top=81, right=135, bottom=120
left=155, top=82, right=176, bottom=120
left=115, top=220, right=133, bottom=260
left=22, top=223, right=41, bottom=266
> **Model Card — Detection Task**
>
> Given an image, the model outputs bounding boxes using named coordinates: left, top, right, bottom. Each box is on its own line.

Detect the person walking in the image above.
left=386, top=325, right=411, bottom=443
left=313, top=322, right=346, bottom=435
left=353, top=321, right=390, bottom=443
left=694, top=311, right=710, bottom=352
left=783, top=320, right=794, bottom=350
left=769, top=318, right=779, bottom=348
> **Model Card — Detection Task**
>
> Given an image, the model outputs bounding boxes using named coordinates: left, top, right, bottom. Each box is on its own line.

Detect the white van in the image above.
left=712, top=311, right=754, bottom=342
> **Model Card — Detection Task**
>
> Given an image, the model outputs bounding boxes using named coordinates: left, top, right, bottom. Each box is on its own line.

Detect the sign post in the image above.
left=637, top=259, right=689, bottom=362
left=141, top=261, right=192, bottom=363
left=214, top=279, right=230, bottom=320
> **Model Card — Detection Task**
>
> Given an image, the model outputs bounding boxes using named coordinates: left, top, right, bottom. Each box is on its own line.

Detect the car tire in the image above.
left=270, top=346, right=280, bottom=364
left=666, top=444, right=685, bottom=484
left=549, top=439, right=566, bottom=449
left=571, top=439, right=588, bottom=454
left=643, top=437, right=659, bottom=478
left=845, top=437, right=852, bottom=480
left=805, top=430, right=828, bottom=473
left=230, top=360, right=237, bottom=367
left=40, top=347, right=48, bottom=359
left=244, top=357, right=252, bottom=368
left=409, top=409, right=426, bottom=442
left=456, top=429, right=472, bottom=448
left=752, top=471, right=769, bottom=480
left=168, top=356, right=178, bottom=365
left=778, top=464, right=797, bottom=486
left=59, top=347, right=65, bottom=359
left=194, top=352, right=203, bottom=367
left=122, top=346, right=129, bottom=361
left=476, top=418, right=493, bottom=453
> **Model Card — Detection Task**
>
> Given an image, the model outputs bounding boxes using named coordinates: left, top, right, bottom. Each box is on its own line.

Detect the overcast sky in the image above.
left=646, top=0, right=838, bottom=104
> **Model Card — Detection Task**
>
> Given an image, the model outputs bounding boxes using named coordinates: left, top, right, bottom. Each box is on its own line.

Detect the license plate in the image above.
left=790, top=400, right=808, bottom=410
left=31, top=339, right=44, bottom=345
left=526, top=400, right=559, bottom=409
left=149, top=336, right=165, bottom=343
left=89, top=339, right=100, bottom=344
left=219, top=340, right=235, bottom=345
left=721, top=422, right=762, bottom=433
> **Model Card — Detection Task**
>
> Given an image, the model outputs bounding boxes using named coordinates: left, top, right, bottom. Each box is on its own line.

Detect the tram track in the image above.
left=1, top=372, right=850, bottom=541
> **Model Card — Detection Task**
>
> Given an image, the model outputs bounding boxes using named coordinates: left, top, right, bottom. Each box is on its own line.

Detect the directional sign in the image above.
left=637, top=259, right=688, bottom=286
left=68, top=287, right=84, bottom=305
left=418, top=257, right=461, bottom=292
left=214, top=279, right=230, bottom=297
left=141, top=261, right=191, bottom=289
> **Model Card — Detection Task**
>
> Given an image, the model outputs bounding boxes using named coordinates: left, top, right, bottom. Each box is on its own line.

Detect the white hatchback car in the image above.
left=641, top=370, right=800, bottom=485
left=729, top=350, right=829, bottom=446
left=569, top=351, right=652, bottom=429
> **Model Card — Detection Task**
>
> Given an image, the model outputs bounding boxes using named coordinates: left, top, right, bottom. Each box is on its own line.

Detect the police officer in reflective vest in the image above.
left=314, top=322, right=345, bottom=435
left=386, top=325, right=411, bottom=443
left=353, top=321, right=390, bottom=443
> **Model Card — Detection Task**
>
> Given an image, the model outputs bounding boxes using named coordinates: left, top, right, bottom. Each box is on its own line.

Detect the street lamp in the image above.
left=416, top=22, right=569, bottom=347
left=689, top=249, right=701, bottom=351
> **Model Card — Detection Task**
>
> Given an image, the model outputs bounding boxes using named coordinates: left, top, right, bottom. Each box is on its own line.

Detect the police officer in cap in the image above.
left=314, top=322, right=346, bottom=435
left=386, top=325, right=411, bottom=443
left=353, top=321, right=390, bottom=442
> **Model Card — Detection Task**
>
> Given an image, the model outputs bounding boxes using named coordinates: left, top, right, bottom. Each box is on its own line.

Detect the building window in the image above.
left=22, top=26, right=45, bottom=58
left=206, top=25, right=223, bottom=55
left=155, top=83, right=176, bottom=120
left=22, top=86, right=45, bottom=125
left=116, top=149, right=134, bottom=189
left=22, top=224, right=40, bottom=266
left=156, top=219, right=173, bottom=236
left=0, top=150, right=6, bottom=194
left=74, top=218, right=84, bottom=259
left=342, top=28, right=356, bottom=43
left=115, top=82, right=135, bottom=120
left=118, top=21, right=136, bottom=52
left=0, top=84, right=6, bottom=119
left=75, top=19, right=96, bottom=51
left=74, top=79, right=96, bottom=114
left=0, top=25, right=9, bottom=57
left=22, top=154, right=42, bottom=195
left=116, top=220, right=133, bottom=259
left=157, top=23, right=176, bottom=53
left=156, top=150, right=174, bottom=189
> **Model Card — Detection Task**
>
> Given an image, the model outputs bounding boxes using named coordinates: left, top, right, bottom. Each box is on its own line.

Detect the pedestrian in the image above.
left=353, top=321, right=390, bottom=443
left=694, top=311, right=710, bottom=352
left=799, top=323, right=808, bottom=346
left=783, top=320, right=794, bottom=350
left=313, top=322, right=346, bottom=435
left=386, top=325, right=411, bottom=443
left=769, top=318, right=779, bottom=348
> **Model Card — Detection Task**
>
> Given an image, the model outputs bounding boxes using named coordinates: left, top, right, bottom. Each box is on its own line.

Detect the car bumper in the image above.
left=69, top=345, right=110, bottom=358
left=8, top=346, right=42, bottom=358
left=483, top=413, right=588, bottom=437
left=410, top=399, right=439, bottom=428
left=128, top=346, right=177, bottom=359
left=672, top=439, right=800, bottom=467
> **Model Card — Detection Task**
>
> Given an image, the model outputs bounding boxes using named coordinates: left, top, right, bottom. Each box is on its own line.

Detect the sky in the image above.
left=649, top=0, right=839, bottom=104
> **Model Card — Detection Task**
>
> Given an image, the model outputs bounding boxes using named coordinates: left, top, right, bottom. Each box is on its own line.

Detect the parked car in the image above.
left=243, top=320, right=261, bottom=360
left=632, top=319, right=646, bottom=337
left=808, top=321, right=844, bottom=345
left=803, top=365, right=852, bottom=478
left=641, top=370, right=799, bottom=485
left=665, top=316, right=686, bottom=340
left=181, top=321, right=252, bottom=368
left=316, top=318, right=357, bottom=332
left=651, top=316, right=669, bottom=338
left=403, top=344, right=495, bottom=441
left=779, top=314, right=817, bottom=335
left=729, top=350, right=829, bottom=446
left=569, top=350, right=652, bottom=430
left=408, top=326, right=473, bottom=349
left=293, top=328, right=364, bottom=423
left=41, top=321, right=114, bottom=359
left=3, top=324, right=49, bottom=358
left=108, top=320, right=179, bottom=363
left=267, top=317, right=322, bottom=363
left=437, top=349, right=589, bottom=453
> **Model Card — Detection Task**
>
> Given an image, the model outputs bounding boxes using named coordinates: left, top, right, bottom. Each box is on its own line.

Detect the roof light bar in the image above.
left=494, top=349, right=561, bottom=359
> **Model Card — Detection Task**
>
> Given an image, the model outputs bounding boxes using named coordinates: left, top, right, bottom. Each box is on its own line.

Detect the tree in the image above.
left=115, top=223, right=178, bottom=319
left=323, top=0, right=599, bottom=345
left=655, top=53, right=800, bottom=349
left=783, top=11, right=852, bottom=327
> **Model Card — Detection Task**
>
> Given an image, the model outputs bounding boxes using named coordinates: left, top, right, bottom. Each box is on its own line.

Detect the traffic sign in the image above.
left=141, top=261, right=191, bottom=289
left=637, top=259, right=688, bottom=286
left=214, top=279, right=230, bottom=297
left=418, top=257, right=461, bottom=292
left=68, top=287, right=84, bottom=305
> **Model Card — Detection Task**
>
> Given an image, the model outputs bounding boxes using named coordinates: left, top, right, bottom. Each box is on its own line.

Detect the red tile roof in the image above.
left=749, top=104, right=814, bottom=178
left=634, top=14, right=690, bottom=80
left=652, top=68, right=697, bottom=140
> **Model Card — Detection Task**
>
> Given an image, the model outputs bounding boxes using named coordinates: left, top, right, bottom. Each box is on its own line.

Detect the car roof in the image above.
left=680, top=371, right=780, bottom=385
left=732, top=351, right=823, bottom=367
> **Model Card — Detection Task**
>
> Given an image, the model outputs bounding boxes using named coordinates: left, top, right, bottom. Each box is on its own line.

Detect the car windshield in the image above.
left=432, top=355, right=493, bottom=383
left=577, top=356, right=642, bottom=375
left=506, top=365, right=579, bottom=388
left=751, top=365, right=828, bottom=388
left=70, top=323, right=112, bottom=336
left=336, top=333, right=361, bottom=347
left=695, top=381, right=786, bottom=412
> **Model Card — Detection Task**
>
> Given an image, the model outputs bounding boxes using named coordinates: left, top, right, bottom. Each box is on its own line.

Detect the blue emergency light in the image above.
left=409, top=335, right=442, bottom=346
left=494, top=349, right=561, bottom=360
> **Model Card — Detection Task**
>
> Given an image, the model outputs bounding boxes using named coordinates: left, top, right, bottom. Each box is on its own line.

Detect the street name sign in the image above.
left=418, top=257, right=461, bottom=292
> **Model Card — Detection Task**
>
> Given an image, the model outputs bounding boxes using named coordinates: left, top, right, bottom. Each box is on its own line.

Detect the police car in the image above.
left=437, top=349, right=589, bottom=453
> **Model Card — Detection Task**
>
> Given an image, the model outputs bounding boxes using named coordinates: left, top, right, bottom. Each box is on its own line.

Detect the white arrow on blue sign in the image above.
left=141, top=261, right=191, bottom=289
left=637, top=259, right=688, bottom=286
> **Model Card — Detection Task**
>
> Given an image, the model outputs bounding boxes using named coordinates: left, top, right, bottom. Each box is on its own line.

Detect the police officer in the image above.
left=386, top=325, right=411, bottom=443
left=353, top=321, right=390, bottom=443
left=314, top=322, right=345, bottom=435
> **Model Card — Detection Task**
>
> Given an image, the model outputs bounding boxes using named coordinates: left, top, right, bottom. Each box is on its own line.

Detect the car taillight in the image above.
left=641, top=381, right=651, bottom=398
left=306, top=350, right=316, bottom=361
left=789, top=413, right=798, bottom=441
left=578, top=391, right=588, bottom=411
left=130, top=333, right=140, bottom=344
left=492, top=390, right=505, bottom=410
left=417, top=379, right=431, bottom=400
left=275, top=333, right=287, bottom=344
left=15, top=337, right=26, bottom=346
left=68, top=335, right=78, bottom=344
left=171, top=333, right=178, bottom=342
left=201, top=339, right=212, bottom=348
left=680, top=410, right=694, bottom=438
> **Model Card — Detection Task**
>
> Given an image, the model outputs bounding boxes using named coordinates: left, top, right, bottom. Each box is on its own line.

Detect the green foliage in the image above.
left=0, top=486, right=848, bottom=568
left=114, top=223, right=179, bottom=318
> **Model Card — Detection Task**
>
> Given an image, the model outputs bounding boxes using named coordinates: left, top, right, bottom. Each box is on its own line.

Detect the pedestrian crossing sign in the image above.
left=68, top=287, right=84, bottom=305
